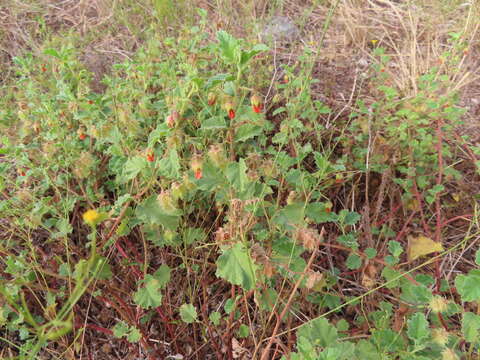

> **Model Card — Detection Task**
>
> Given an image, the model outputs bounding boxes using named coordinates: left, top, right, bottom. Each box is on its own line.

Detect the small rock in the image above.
left=261, top=16, right=300, bottom=42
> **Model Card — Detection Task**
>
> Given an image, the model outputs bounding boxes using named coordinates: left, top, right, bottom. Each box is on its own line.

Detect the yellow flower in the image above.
left=371, top=39, right=378, bottom=45
left=83, top=209, right=101, bottom=227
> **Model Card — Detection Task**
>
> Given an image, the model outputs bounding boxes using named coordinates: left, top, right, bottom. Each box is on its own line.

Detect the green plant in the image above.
left=1, top=5, right=479, bottom=360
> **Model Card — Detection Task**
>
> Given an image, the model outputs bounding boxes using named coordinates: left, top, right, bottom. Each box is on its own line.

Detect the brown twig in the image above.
left=259, top=229, right=321, bottom=360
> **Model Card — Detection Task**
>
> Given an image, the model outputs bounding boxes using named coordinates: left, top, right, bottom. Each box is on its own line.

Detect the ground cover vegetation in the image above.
left=1, top=0, right=480, bottom=359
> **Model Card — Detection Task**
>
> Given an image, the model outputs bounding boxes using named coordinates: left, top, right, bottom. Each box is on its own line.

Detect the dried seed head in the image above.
left=171, top=182, right=185, bottom=200
left=262, top=159, right=277, bottom=177
left=432, top=328, right=449, bottom=346
left=157, top=191, right=177, bottom=213
left=208, top=144, right=227, bottom=168
left=74, top=151, right=95, bottom=179
left=214, top=227, right=231, bottom=244
left=441, top=348, right=458, bottom=360
left=295, top=228, right=321, bottom=251
left=305, top=271, right=324, bottom=290
left=429, top=296, right=448, bottom=313
left=286, top=191, right=297, bottom=205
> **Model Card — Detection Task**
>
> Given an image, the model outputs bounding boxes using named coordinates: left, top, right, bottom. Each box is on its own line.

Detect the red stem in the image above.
left=411, top=180, right=433, bottom=238
left=375, top=202, right=403, bottom=227
left=441, top=214, right=472, bottom=227
left=434, top=117, right=444, bottom=292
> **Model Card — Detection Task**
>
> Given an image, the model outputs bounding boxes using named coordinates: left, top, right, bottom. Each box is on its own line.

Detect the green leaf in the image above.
left=217, top=30, right=238, bottom=63
left=158, top=149, right=180, bottom=179
left=135, top=195, right=181, bottom=231
left=179, top=303, right=198, bottom=324
left=346, top=253, right=362, bottom=270
left=121, top=156, right=147, bottom=183
left=354, top=340, right=381, bottom=360
left=336, top=319, right=349, bottom=332
left=339, top=210, right=361, bottom=226
left=55, top=218, right=73, bottom=237
left=273, top=202, right=305, bottom=227
left=455, top=269, right=480, bottom=302
left=407, top=313, right=430, bottom=342
left=225, top=159, right=249, bottom=193
left=112, top=321, right=129, bottom=338
left=314, top=152, right=333, bottom=177
left=153, top=265, right=171, bottom=288
left=201, top=116, right=227, bottom=130
left=237, top=324, right=250, bottom=338
left=318, top=342, right=355, bottom=360
left=462, top=312, right=480, bottom=343
left=365, top=248, right=377, bottom=259
left=206, top=73, right=233, bottom=88
left=305, top=202, right=338, bottom=224
left=196, top=161, right=225, bottom=191
left=400, top=281, right=432, bottom=305
left=112, top=322, right=141, bottom=343
left=388, top=240, right=403, bottom=257
left=216, top=243, right=257, bottom=291
left=337, top=233, right=358, bottom=250
left=371, top=329, right=405, bottom=352
left=209, top=311, right=221, bottom=326
left=91, top=255, right=113, bottom=280
left=235, top=123, right=263, bottom=142
left=295, top=336, right=318, bottom=360
left=127, top=327, right=141, bottom=343
left=133, top=274, right=163, bottom=309
left=148, top=123, right=171, bottom=145
left=183, top=228, right=205, bottom=246
left=475, top=249, right=480, bottom=266
left=297, top=318, right=338, bottom=348
left=224, top=297, right=238, bottom=314
left=239, top=44, right=269, bottom=66
left=255, top=287, right=278, bottom=311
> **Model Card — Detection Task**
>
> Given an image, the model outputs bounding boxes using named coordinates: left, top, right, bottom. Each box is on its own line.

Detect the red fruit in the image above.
left=228, top=109, right=235, bottom=119
left=146, top=153, right=155, bottom=162
left=41, top=65, right=47, bottom=72
left=88, top=100, right=94, bottom=105
left=18, top=170, right=26, bottom=176
left=194, top=168, right=202, bottom=179
left=79, top=133, right=87, bottom=140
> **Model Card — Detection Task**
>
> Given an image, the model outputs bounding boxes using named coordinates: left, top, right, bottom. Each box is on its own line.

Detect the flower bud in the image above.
left=207, top=92, right=216, bottom=106
left=144, top=148, right=153, bottom=162
left=190, top=155, right=203, bottom=179
left=251, top=94, right=263, bottom=113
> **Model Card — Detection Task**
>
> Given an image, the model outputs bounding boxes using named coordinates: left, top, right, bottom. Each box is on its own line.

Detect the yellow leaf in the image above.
left=407, top=235, right=444, bottom=262
left=452, top=193, right=461, bottom=202
left=405, top=198, right=420, bottom=212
